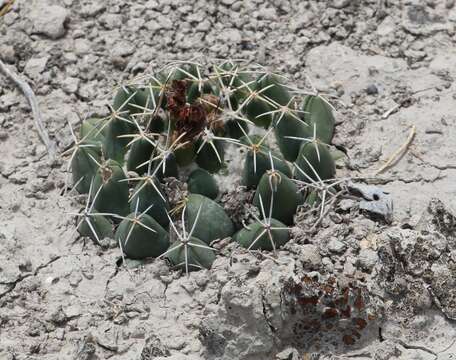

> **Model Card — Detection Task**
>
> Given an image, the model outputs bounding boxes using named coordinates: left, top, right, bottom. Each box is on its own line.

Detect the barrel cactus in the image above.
left=67, top=60, right=340, bottom=275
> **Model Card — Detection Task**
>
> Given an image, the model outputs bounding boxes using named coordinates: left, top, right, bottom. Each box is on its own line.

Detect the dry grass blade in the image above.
left=0, top=59, right=57, bottom=159
left=375, top=125, right=416, bottom=175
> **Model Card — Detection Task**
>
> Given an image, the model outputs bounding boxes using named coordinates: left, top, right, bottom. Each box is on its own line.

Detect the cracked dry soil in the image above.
left=1, top=0, right=456, bottom=359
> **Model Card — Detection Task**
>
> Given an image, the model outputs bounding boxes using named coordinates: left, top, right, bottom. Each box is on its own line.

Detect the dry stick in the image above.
left=384, top=337, right=437, bottom=359
left=375, top=125, right=416, bottom=175
left=0, top=0, right=15, bottom=17
left=381, top=103, right=399, bottom=119
left=0, top=59, right=57, bottom=159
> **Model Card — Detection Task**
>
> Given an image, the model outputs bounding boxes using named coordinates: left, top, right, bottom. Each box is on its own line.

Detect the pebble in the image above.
left=29, top=4, right=69, bottom=39
left=24, top=57, right=49, bottom=80
left=357, top=249, right=379, bottom=271
left=62, top=77, right=80, bottom=94
left=366, top=84, right=379, bottom=95
left=328, top=238, right=347, bottom=254
left=332, top=0, right=350, bottom=9
left=300, top=244, right=322, bottom=269
left=110, top=41, right=135, bottom=58
left=0, top=45, right=16, bottom=64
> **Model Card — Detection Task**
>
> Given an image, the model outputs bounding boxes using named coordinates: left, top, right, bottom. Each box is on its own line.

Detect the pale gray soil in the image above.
left=1, top=0, right=456, bottom=359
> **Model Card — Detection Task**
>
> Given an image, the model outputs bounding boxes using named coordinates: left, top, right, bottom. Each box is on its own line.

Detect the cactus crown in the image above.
left=68, top=59, right=339, bottom=275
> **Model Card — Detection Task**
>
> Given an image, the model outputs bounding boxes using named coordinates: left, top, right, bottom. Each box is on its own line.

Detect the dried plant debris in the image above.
left=282, top=274, right=381, bottom=349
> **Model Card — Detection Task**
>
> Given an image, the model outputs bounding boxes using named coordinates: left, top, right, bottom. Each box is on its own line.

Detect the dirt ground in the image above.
left=1, top=0, right=456, bottom=359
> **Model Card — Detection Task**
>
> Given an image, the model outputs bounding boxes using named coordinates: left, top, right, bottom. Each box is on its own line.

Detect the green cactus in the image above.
left=68, top=60, right=342, bottom=277
left=224, top=119, right=249, bottom=139
left=256, top=73, right=291, bottom=107
left=294, top=141, right=336, bottom=183
left=195, top=138, right=225, bottom=173
left=129, top=176, right=170, bottom=229
left=240, top=133, right=291, bottom=189
left=187, top=168, right=219, bottom=200
left=274, top=111, right=311, bottom=162
left=174, top=143, right=196, bottom=166
left=116, top=211, right=169, bottom=260
left=113, top=85, right=145, bottom=116
left=104, top=117, right=135, bottom=163
left=126, top=137, right=156, bottom=175
left=302, top=95, right=335, bottom=144
left=92, top=159, right=130, bottom=217
left=234, top=219, right=289, bottom=251
left=80, top=118, right=106, bottom=151
left=71, top=147, right=101, bottom=194
left=77, top=213, right=113, bottom=243
left=184, top=194, right=234, bottom=244
left=188, top=81, right=213, bottom=103
left=166, top=237, right=216, bottom=272
left=253, top=170, right=300, bottom=225
left=152, top=152, right=179, bottom=180
left=243, top=88, right=274, bottom=128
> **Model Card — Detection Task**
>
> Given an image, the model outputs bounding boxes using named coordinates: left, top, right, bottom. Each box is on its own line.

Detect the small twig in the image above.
left=310, top=190, right=344, bottom=231
left=0, top=59, right=57, bottom=159
left=0, top=0, right=15, bottom=17
left=381, top=103, right=400, bottom=119
left=387, top=338, right=437, bottom=358
left=375, top=125, right=416, bottom=175
left=426, top=284, right=456, bottom=321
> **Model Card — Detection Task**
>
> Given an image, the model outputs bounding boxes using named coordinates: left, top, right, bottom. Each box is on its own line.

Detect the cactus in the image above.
left=71, top=147, right=101, bottom=194
left=72, top=180, right=114, bottom=244
left=235, top=219, right=289, bottom=251
left=301, top=95, right=335, bottom=144
left=80, top=118, right=106, bottom=151
left=116, top=201, right=169, bottom=259
left=92, top=159, right=130, bottom=217
left=235, top=194, right=289, bottom=251
left=294, top=140, right=335, bottom=183
left=253, top=169, right=300, bottom=225
left=184, top=194, right=234, bottom=245
left=129, top=175, right=170, bottom=229
left=68, top=60, right=342, bottom=277
left=160, top=203, right=216, bottom=275
left=187, top=168, right=219, bottom=200
left=239, top=130, right=291, bottom=189
left=166, top=236, right=216, bottom=272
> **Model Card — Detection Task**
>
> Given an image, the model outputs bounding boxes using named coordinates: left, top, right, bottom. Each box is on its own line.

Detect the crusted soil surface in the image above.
left=1, top=0, right=456, bottom=359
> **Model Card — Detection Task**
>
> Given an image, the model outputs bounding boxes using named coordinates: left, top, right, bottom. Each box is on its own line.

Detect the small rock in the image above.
left=332, top=0, right=350, bottom=9
left=141, top=334, right=170, bottom=359
left=0, top=45, right=16, bottom=64
left=0, top=131, right=9, bottom=141
left=357, top=249, right=378, bottom=272
left=366, top=84, right=379, bottom=95
left=300, top=244, right=322, bottom=269
left=29, top=4, right=69, bottom=39
left=62, top=77, right=80, bottom=94
left=80, top=3, right=105, bottom=17
left=110, top=41, right=135, bottom=58
left=24, top=57, right=49, bottom=80
left=223, top=29, right=242, bottom=44
left=328, top=238, right=346, bottom=254
left=339, top=199, right=355, bottom=211
left=68, top=271, right=82, bottom=287
left=276, top=347, right=300, bottom=360
left=131, top=326, right=146, bottom=339
left=343, top=260, right=356, bottom=277
left=55, top=328, right=65, bottom=340
left=49, top=307, right=68, bottom=325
